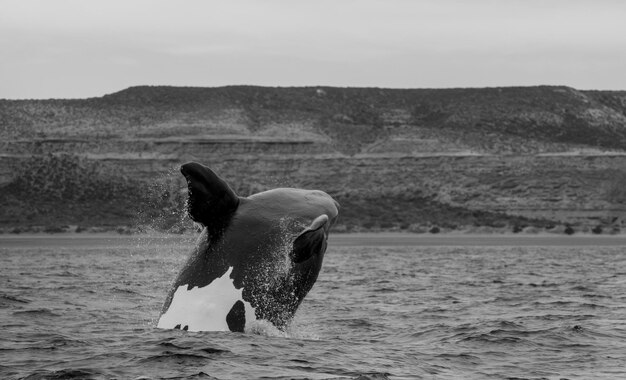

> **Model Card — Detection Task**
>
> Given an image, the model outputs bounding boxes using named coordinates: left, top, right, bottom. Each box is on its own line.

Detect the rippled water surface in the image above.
left=1, top=235, right=626, bottom=379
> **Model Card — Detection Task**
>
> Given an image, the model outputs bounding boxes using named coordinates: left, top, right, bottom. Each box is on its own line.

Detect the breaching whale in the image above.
left=157, top=162, right=339, bottom=332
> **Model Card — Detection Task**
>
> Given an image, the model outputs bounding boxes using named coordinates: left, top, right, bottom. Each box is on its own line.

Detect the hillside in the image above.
left=1, top=85, right=626, bottom=234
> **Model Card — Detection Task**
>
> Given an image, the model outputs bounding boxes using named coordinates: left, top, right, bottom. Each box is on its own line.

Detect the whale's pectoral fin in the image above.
left=291, top=214, right=329, bottom=264
left=180, top=162, right=240, bottom=230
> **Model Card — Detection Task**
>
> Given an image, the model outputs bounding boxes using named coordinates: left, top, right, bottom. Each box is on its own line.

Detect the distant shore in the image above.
left=2, top=231, right=626, bottom=248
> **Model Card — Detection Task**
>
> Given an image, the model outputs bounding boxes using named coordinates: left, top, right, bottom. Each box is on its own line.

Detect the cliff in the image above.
left=1, top=85, right=626, bottom=233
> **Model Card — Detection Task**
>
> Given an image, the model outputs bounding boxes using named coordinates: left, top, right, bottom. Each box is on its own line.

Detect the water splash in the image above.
left=135, top=166, right=197, bottom=235
left=245, top=319, right=286, bottom=337
left=250, top=217, right=300, bottom=293
left=245, top=316, right=320, bottom=340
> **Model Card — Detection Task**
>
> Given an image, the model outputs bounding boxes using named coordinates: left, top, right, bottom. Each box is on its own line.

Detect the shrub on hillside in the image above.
left=606, top=171, right=626, bottom=205
left=9, top=153, right=136, bottom=201
left=2, top=154, right=148, bottom=228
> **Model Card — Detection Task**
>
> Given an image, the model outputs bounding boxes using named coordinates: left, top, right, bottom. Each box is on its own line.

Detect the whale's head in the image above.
left=170, top=162, right=339, bottom=330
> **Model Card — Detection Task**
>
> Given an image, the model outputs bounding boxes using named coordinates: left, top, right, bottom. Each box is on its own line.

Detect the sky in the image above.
left=1, top=0, right=625, bottom=99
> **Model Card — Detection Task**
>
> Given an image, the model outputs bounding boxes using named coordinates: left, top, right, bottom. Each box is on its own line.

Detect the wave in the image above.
left=158, top=341, right=229, bottom=355
left=135, top=338, right=232, bottom=367
left=21, top=368, right=103, bottom=380
left=459, top=333, right=530, bottom=345
left=531, top=300, right=609, bottom=310
left=165, top=373, right=218, bottom=379
left=139, top=351, right=213, bottom=364
left=268, top=373, right=390, bottom=380
left=55, top=270, right=81, bottom=278
left=12, top=308, right=60, bottom=317
left=0, top=293, right=30, bottom=306
left=435, top=352, right=481, bottom=364
left=1, top=333, right=89, bottom=352
left=112, top=287, right=141, bottom=295
left=347, top=372, right=391, bottom=380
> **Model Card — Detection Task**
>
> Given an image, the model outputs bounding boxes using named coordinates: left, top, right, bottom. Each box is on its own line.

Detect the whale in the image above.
left=157, top=162, right=339, bottom=332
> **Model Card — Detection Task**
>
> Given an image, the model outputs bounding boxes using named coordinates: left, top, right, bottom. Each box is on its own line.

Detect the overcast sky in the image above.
left=1, top=0, right=625, bottom=99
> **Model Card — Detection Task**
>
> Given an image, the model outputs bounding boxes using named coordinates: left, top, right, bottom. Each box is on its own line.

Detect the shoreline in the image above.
left=2, top=231, right=626, bottom=248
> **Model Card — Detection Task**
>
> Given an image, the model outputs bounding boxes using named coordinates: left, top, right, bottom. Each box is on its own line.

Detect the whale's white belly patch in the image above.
left=157, top=267, right=256, bottom=332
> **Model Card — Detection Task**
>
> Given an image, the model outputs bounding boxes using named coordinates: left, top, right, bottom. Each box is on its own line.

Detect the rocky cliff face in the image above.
left=1, top=85, right=626, bottom=233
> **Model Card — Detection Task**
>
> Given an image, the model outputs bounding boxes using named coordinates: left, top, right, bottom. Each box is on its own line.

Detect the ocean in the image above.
left=1, top=234, right=625, bottom=380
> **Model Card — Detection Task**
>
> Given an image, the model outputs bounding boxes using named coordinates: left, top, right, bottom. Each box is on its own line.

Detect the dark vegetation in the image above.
left=3, top=85, right=626, bottom=153
left=605, top=171, right=626, bottom=205
left=1, top=155, right=143, bottom=229
left=2, top=85, right=626, bottom=233
left=0, top=153, right=549, bottom=234
left=336, top=193, right=550, bottom=232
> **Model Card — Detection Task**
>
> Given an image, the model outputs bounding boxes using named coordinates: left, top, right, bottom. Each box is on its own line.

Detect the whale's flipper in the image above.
left=180, top=162, right=240, bottom=232
left=291, top=214, right=329, bottom=264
